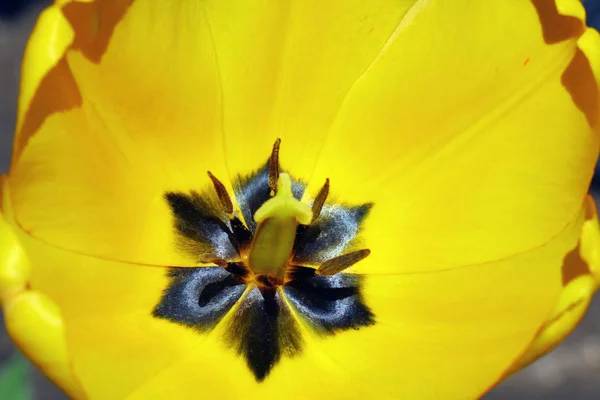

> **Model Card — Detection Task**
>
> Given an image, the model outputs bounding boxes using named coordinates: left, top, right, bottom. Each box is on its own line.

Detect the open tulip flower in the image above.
left=2, top=0, right=600, bottom=399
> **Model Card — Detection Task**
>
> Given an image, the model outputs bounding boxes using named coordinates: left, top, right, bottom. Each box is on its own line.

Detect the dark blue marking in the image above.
left=153, top=267, right=246, bottom=332
left=160, top=157, right=375, bottom=382
left=165, top=192, right=238, bottom=260
left=284, top=273, right=374, bottom=335
left=293, top=204, right=372, bottom=264
left=224, top=286, right=302, bottom=381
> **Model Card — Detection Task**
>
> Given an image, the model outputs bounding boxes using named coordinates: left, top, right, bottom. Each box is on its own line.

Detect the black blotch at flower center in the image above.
left=153, top=143, right=375, bottom=382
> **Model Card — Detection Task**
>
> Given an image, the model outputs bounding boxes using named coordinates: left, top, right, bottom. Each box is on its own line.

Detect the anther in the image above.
left=207, top=171, right=234, bottom=214
left=317, top=249, right=371, bottom=276
left=268, top=138, right=281, bottom=194
left=198, top=254, right=229, bottom=267
left=311, top=178, right=329, bottom=223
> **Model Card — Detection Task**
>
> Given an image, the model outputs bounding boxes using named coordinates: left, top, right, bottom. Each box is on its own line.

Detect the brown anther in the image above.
left=198, top=254, right=228, bottom=267
left=268, top=138, right=281, bottom=193
left=207, top=171, right=234, bottom=214
left=311, top=178, right=330, bottom=223
left=317, top=249, right=371, bottom=276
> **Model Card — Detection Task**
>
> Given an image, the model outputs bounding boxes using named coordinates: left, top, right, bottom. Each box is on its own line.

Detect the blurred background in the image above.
left=1, top=0, right=600, bottom=399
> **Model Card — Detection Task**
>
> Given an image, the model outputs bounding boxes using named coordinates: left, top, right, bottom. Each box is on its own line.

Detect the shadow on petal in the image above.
left=562, top=243, right=591, bottom=286
left=532, top=0, right=599, bottom=127
left=61, top=0, right=134, bottom=64
left=14, top=0, right=135, bottom=167
left=531, top=0, right=584, bottom=44
left=562, top=47, right=599, bottom=127
left=581, top=196, right=600, bottom=282
left=14, top=59, right=82, bottom=165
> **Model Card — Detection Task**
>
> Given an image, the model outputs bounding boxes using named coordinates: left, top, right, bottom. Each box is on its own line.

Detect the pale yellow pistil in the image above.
left=248, top=173, right=312, bottom=280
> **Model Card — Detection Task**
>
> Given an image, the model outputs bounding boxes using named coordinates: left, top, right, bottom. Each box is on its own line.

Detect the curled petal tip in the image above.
left=505, top=274, right=596, bottom=376
left=0, top=207, right=29, bottom=305
left=0, top=183, right=83, bottom=398
left=16, top=5, right=74, bottom=136
left=4, top=291, right=86, bottom=399
left=581, top=195, right=600, bottom=286
left=505, top=196, right=600, bottom=377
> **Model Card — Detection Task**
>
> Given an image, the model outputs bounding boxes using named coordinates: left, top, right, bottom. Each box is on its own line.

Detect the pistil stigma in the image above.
left=249, top=173, right=312, bottom=279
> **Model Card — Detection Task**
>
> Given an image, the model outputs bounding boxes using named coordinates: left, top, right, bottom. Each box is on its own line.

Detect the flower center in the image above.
left=200, top=139, right=371, bottom=289
left=154, top=139, right=375, bottom=381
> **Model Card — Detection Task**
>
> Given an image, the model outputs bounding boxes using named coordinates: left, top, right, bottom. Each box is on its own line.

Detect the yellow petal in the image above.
left=10, top=0, right=228, bottom=266
left=3, top=291, right=86, bottom=399
left=4, top=221, right=184, bottom=398
left=305, top=203, right=585, bottom=399
left=0, top=199, right=29, bottom=304
left=3, top=184, right=587, bottom=399
left=581, top=190, right=600, bottom=286
left=503, top=195, right=600, bottom=376
left=7, top=0, right=429, bottom=269
left=13, top=3, right=77, bottom=165
left=8, top=0, right=425, bottom=267
left=303, top=0, right=599, bottom=274
left=9, top=1, right=599, bottom=274
left=4, top=1, right=600, bottom=398
left=199, top=0, right=420, bottom=180
left=0, top=200, right=84, bottom=399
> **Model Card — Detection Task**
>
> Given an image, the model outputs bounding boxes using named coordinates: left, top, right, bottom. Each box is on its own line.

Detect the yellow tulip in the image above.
left=1, top=0, right=600, bottom=398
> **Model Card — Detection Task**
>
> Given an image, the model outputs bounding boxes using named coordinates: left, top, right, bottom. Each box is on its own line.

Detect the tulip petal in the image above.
left=0, top=198, right=29, bottom=304
left=10, top=0, right=229, bottom=266
left=9, top=231, right=193, bottom=399
left=8, top=0, right=427, bottom=267
left=303, top=0, right=600, bottom=274
left=5, top=2, right=600, bottom=397
left=9, top=0, right=599, bottom=273
left=3, top=192, right=586, bottom=399
left=3, top=291, right=86, bottom=400
left=198, top=0, right=420, bottom=181
left=308, top=203, right=586, bottom=399
left=502, top=195, right=600, bottom=376
left=5, top=0, right=446, bottom=265
left=0, top=206, right=85, bottom=399
left=13, top=1, right=104, bottom=165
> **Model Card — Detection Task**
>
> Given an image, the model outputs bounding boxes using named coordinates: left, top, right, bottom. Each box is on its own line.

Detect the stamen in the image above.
left=268, top=138, right=281, bottom=194
left=249, top=173, right=312, bottom=280
left=198, top=254, right=229, bottom=267
left=207, top=171, right=234, bottom=214
left=311, top=178, right=330, bottom=223
left=317, top=249, right=371, bottom=276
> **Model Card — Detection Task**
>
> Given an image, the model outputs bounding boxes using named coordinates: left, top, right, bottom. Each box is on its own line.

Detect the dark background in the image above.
left=0, top=0, right=600, bottom=398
